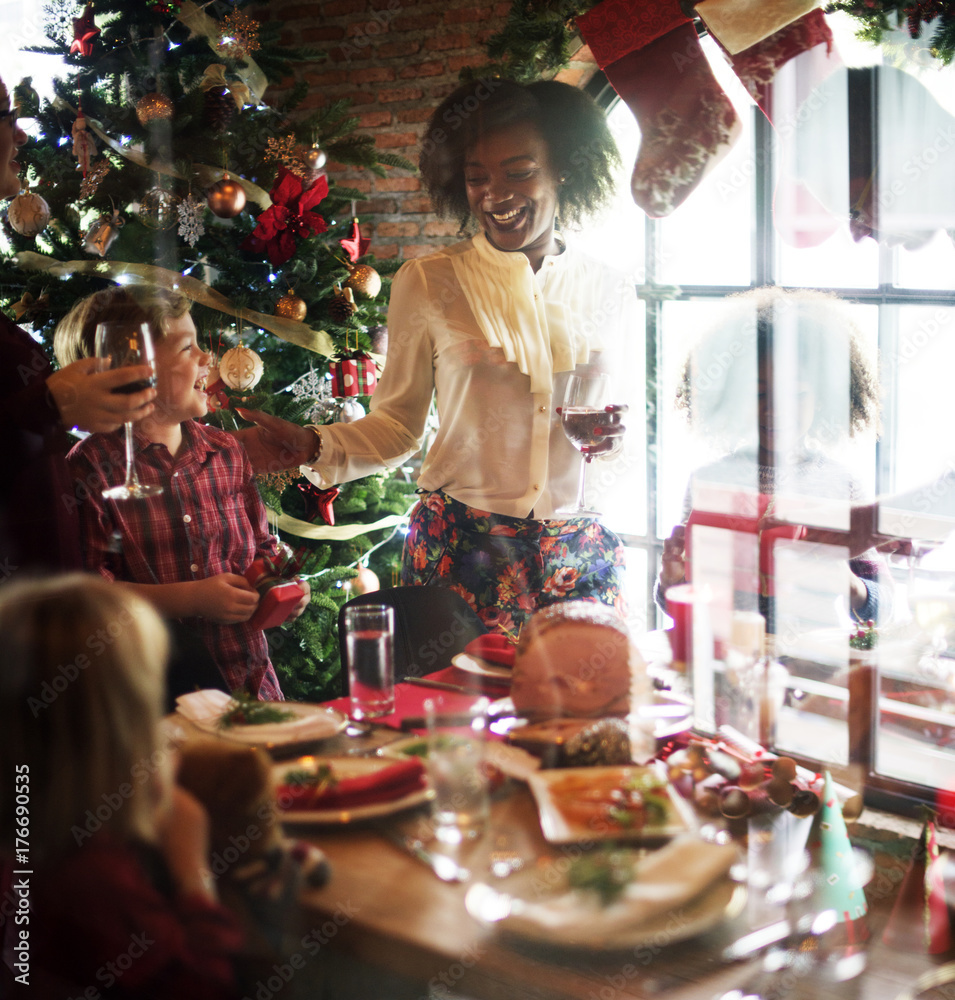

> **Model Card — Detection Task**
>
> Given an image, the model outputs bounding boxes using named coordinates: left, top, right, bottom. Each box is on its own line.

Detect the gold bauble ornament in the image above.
left=206, top=177, right=246, bottom=218
left=275, top=289, right=307, bottom=322
left=218, top=345, right=264, bottom=391
left=7, top=186, right=50, bottom=238
left=135, top=92, right=174, bottom=126
left=138, top=186, right=179, bottom=230
left=344, top=262, right=381, bottom=299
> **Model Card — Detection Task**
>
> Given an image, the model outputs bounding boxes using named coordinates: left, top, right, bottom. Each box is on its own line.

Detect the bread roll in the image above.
left=510, top=601, right=646, bottom=718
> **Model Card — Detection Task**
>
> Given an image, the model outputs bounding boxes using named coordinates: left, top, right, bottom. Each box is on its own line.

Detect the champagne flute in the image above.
left=557, top=372, right=611, bottom=517
left=94, top=321, right=163, bottom=501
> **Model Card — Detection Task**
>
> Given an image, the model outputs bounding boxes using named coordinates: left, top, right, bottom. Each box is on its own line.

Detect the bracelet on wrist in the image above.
left=306, top=424, right=323, bottom=464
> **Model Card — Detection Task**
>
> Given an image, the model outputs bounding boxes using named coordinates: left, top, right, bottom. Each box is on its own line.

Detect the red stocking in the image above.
left=727, top=8, right=839, bottom=122
left=577, top=1, right=741, bottom=218
left=727, top=9, right=844, bottom=247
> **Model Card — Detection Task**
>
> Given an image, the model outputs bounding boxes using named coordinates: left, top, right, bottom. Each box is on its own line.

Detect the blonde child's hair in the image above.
left=0, top=573, right=171, bottom=861
left=54, top=284, right=192, bottom=367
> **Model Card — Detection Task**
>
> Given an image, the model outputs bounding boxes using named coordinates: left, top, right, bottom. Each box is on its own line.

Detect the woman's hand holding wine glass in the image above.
left=94, top=321, right=163, bottom=500
left=557, top=372, right=627, bottom=517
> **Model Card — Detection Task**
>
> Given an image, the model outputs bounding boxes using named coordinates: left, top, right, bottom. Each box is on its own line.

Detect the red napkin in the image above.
left=280, top=758, right=426, bottom=811
left=465, top=634, right=515, bottom=667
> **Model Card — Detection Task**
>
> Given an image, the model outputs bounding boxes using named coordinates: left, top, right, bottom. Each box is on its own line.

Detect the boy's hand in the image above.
left=287, top=578, right=311, bottom=622
left=660, top=524, right=687, bottom=589
left=48, top=358, right=156, bottom=433
left=194, top=573, right=259, bottom=624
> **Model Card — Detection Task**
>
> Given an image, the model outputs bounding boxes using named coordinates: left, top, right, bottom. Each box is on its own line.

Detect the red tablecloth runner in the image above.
left=324, top=665, right=510, bottom=732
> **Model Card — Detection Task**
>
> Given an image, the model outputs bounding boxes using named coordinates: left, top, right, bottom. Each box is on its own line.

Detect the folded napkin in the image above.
left=280, top=758, right=427, bottom=812
left=176, top=689, right=343, bottom=743
left=503, top=835, right=739, bottom=945
left=465, top=635, right=515, bottom=668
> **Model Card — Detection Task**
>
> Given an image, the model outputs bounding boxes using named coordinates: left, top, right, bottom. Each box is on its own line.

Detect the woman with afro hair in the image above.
left=303, top=78, right=639, bottom=630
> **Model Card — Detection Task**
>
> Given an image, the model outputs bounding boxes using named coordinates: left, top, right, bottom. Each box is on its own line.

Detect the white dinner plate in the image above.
left=451, top=652, right=513, bottom=682
left=465, top=851, right=744, bottom=951
left=378, top=734, right=541, bottom=782
left=527, top=763, right=696, bottom=844
left=177, top=691, right=347, bottom=748
left=273, top=756, right=433, bottom=824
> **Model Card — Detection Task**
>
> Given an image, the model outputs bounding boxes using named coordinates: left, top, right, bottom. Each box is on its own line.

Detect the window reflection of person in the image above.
left=657, top=287, right=886, bottom=627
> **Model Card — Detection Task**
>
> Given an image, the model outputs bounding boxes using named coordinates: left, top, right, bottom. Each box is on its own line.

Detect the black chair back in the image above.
left=337, top=585, right=487, bottom=695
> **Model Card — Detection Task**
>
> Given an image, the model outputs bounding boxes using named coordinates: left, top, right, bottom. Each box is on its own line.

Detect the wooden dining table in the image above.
left=267, top=665, right=954, bottom=1000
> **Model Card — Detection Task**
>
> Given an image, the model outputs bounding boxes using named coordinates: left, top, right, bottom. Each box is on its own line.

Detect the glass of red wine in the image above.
left=557, top=372, right=611, bottom=517
left=94, top=321, right=163, bottom=500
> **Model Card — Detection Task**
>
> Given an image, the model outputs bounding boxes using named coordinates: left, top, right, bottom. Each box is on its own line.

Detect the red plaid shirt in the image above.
left=67, top=419, right=283, bottom=699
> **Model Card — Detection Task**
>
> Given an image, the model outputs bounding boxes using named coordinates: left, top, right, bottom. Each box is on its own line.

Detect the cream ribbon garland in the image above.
left=198, top=64, right=251, bottom=110
left=177, top=1, right=269, bottom=104
left=13, top=251, right=336, bottom=357
left=51, top=98, right=272, bottom=211
left=266, top=509, right=408, bottom=541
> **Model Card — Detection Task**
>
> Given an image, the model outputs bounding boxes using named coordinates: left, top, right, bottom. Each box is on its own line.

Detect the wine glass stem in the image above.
left=123, top=422, right=140, bottom=489
left=575, top=452, right=590, bottom=510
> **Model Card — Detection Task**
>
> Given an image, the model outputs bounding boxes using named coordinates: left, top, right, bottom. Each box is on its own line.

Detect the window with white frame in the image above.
left=576, top=16, right=955, bottom=819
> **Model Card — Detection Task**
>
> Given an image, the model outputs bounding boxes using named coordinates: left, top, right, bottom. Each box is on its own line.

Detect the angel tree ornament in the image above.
left=8, top=186, right=50, bottom=238
left=71, top=113, right=96, bottom=175
left=83, top=209, right=124, bottom=256
left=218, top=345, right=264, bottom=391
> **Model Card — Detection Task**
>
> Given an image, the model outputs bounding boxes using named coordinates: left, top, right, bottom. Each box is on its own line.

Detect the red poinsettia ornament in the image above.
left=242, top=166, right=329, bottom=266
left=71, top=3, right=100, bottom=57
left=339, top=217, right=370, bottom=263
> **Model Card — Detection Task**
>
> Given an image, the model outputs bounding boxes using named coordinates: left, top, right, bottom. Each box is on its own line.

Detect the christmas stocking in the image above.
left=723, top=8, right=844, bottom=247
left=576, top=0, right=741, bottom=218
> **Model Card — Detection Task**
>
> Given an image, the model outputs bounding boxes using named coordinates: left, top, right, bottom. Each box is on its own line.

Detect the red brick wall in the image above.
left=256, top=1, right=598, bottom=261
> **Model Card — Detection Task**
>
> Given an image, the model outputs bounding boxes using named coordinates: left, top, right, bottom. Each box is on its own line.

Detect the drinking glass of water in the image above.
left=343, top=604, right=395, bottom=720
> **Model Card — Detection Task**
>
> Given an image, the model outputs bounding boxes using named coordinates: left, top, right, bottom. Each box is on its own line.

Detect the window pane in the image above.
left=657, top=36, right=754, bottom=287
left=601, top=298, right=647, bottom=538
left=896, top=232, right=955, bottom=291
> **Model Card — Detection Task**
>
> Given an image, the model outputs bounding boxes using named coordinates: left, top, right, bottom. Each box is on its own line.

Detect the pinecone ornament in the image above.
left=328, top=285, right=357, bottom=323
left=202, top=87, right=235, bottom=133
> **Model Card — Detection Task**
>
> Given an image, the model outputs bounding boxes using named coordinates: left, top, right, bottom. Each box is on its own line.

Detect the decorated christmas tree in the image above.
left=1, top=0, right=418, bottom=700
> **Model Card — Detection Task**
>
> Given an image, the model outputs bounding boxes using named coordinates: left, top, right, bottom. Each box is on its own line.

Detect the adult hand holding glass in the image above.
left=47, top=357, right=156, bottom=434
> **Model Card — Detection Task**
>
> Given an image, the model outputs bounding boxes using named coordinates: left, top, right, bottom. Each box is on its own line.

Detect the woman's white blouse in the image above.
left=304, top=233, right=639, bottom=519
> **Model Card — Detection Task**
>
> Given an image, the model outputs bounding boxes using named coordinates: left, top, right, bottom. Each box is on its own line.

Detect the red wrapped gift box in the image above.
left=244, top=558, right=305, bottom=630
left=330, top=355, right=377, bottom=397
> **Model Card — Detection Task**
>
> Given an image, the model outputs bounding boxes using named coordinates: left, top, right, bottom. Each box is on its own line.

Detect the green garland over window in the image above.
left=475, top=1, right=955, bottom=80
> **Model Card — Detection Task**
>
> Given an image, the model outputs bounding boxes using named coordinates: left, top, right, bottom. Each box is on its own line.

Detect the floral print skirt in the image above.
left=400, top=490, right=627, bottom=633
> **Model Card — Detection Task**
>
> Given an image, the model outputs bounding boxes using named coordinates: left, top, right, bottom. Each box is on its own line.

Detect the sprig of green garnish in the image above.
left=281, top=764, right=335, bottom=793
left=566, top=850, right=636, bottom=905
left=218, top=691, right=296, bottom=728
